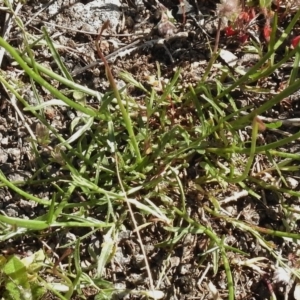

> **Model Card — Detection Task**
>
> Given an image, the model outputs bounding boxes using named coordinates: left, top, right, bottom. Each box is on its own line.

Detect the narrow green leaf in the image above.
left=0, top=214, right=48, bottom=230
left=265, top=121, right=282, bottom=129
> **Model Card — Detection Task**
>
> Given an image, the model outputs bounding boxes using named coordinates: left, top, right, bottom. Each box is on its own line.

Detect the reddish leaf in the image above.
left=291, top=36, right=300, bottom=48
left=225, top=26, right=237, bottom=36
left=263, top=25, right=272, bottom=42
left=239, top=33, right=249, bottom=43
left=249, top=8, right=256, bottom=20
left=239, top=12, right=250, bottom=22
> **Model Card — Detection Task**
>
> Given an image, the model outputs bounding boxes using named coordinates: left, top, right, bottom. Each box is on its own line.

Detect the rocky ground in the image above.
left=1, top=0, right=300, bottom=299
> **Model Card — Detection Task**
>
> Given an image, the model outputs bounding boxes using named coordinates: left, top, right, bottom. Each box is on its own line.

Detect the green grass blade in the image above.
left=42, top=26, right=74, bottom=81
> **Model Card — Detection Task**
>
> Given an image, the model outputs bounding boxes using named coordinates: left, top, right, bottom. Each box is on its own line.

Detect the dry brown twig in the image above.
left=95, top=20, right=157, bottom=296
